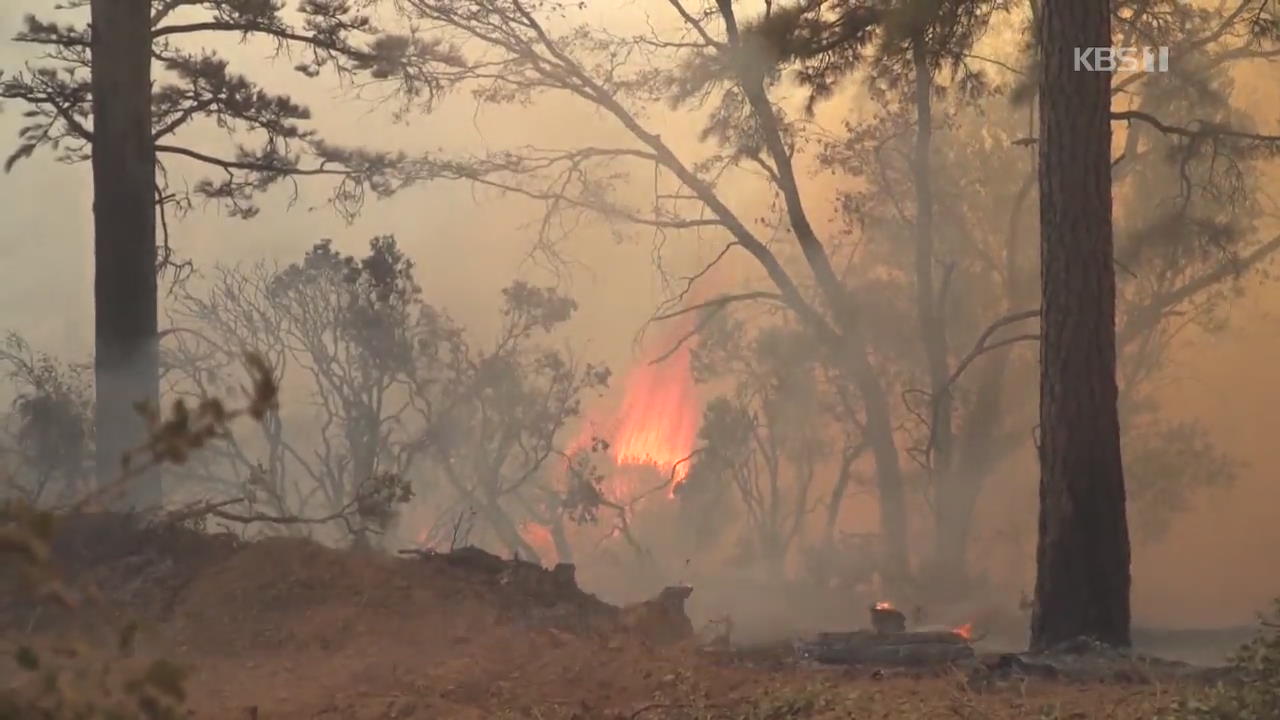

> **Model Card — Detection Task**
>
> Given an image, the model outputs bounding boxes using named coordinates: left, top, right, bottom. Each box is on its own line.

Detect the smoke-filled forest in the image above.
left=1, top=0, right=1279, bottom=717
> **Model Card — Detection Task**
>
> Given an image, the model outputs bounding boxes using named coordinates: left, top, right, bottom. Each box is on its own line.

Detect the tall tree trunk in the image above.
left=911, top=36, right=952, bottom=482
left=90, top=0, right=160, bottom=506
left=849, top=353, right=911, bottom=588
left=908, top=33, right=965, bottom=596
left=1031, top=0, right=1131, bottom=651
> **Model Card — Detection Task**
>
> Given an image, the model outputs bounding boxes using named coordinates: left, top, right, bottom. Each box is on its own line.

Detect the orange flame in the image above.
left=518, top=521, right=558, bottom=566
left=609, top=345, right=699, bottom=491
left=951, top=622, right=974, bottom=640
left=574, top=321, right=702, bottom=502
left=874, top=601, right=896, bottom=611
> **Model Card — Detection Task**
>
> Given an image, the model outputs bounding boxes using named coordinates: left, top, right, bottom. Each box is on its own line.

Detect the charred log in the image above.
left=799, top=629, right=975, bottom=667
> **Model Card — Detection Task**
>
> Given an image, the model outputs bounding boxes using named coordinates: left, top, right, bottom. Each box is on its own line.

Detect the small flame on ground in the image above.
left=951, top=622, right=974, bottom=640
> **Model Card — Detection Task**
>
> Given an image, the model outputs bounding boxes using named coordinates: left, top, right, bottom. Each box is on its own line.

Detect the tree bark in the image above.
left=1030, top=0, right=1131, bottom=651
left=90, top=0, right=160, bottom=506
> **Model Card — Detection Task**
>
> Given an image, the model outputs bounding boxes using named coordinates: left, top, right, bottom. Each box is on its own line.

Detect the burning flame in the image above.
left=518, top=521, right=558, bottom=565
left=609, top=347, right=700, bottom=491
left=574, top=323, right=702, bottom=502
left=951, top=622, right=974, bottom=640
left=873, top=601, right=896, bottom=611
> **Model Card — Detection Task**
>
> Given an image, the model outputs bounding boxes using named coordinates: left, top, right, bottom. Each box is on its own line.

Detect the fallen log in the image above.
left=799, top=630, right=975, bottom=667
left=816, top=630, right=969, bottom=646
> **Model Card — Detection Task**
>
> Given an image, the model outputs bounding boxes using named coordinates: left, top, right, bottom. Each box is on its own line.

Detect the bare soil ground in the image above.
left=0, top=515, right=1242, bottom=719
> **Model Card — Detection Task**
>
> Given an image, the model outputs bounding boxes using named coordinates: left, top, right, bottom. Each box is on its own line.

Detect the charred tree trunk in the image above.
left=89, top=0, right=160, bottom=506
left=1031, top=0, right=1131, bottom=651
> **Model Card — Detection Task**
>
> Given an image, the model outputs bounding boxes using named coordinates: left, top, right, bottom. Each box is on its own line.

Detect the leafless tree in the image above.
left=165, top=240, right=609, bottom=557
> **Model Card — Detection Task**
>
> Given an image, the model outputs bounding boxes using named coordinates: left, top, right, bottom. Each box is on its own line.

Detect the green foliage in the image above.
left=1163, top=601, right=1280, bottom=719
left=1, top=0, right=464, bottom=221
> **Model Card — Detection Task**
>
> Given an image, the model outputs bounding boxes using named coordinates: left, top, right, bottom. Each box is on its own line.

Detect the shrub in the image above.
left=1163, top=599, right=1280, bottom=719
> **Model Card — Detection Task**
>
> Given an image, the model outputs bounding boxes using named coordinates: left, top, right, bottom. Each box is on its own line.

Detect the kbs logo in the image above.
left=1073, top=47, right=1169, bottom=73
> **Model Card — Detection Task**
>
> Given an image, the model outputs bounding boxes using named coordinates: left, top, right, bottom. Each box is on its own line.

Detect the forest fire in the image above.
left=868, top=602, right=974, bottom=641
left=605, top=343, right=701, bottom=496
left=572, top=323, right=703, bottom=503
left=513, top=328, right=704, bottom=564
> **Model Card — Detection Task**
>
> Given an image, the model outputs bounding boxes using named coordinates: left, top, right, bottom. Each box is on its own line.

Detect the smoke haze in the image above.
left=1, top=0, right=1277, bottom=632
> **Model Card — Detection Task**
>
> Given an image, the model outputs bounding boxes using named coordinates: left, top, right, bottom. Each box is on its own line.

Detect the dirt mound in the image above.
left=157, top=536, right=716, bottom=718
left=166, top=538, right=633, bottom=656
left=0, top=512, right=239, bottom=630
left=1, top=514, right=719, bottom=718
left=0, top=515, right=1214, bottom=719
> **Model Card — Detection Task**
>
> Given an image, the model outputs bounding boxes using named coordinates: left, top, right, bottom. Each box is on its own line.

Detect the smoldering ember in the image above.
left=0, top=0, right=1278, bottom=718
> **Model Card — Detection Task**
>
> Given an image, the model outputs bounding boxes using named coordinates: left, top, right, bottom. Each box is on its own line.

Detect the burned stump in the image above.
left=799, top=630, right=975, bottom=667
left=621, top=585, right=695, bottom=645
left=870, top=603, right=907, bottom=634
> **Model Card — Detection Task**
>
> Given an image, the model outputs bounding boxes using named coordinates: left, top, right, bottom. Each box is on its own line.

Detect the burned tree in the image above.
left=1030, top=0, right=1131, bottom=651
